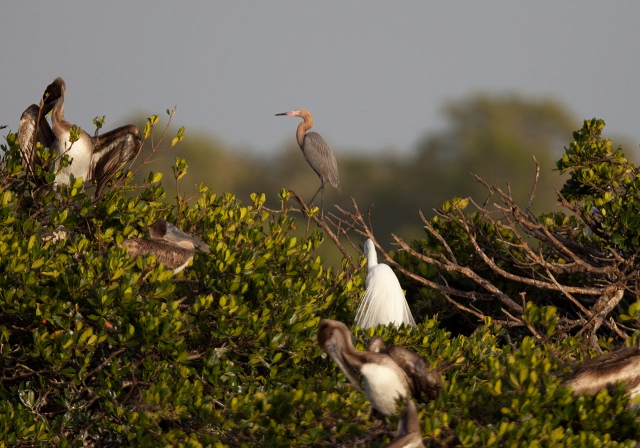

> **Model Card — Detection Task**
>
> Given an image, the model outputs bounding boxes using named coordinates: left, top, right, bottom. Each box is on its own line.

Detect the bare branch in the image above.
left=320, top=161, right=637, bottom=340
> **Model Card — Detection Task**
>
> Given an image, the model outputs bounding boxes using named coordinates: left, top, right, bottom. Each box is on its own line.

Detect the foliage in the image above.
left=2, top=115, right=640, bottom=447
left=329, top=119, right=640, bottom=344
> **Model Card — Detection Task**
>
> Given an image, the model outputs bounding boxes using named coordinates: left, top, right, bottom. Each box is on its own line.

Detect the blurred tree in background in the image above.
left=410, top=94, right=576, bottom=214
left=137, top=93, right=579, bottom=255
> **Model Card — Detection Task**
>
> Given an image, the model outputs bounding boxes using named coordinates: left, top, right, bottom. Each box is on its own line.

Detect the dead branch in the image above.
left=320, top=161, right=638, bottom=340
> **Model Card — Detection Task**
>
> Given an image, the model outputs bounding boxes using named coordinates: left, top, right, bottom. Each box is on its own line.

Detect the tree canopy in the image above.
left=2, top=101, right=640, bottom=447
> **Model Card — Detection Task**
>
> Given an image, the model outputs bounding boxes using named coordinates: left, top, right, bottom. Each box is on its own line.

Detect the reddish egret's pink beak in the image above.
left=275, top=111, right=293, bottom=116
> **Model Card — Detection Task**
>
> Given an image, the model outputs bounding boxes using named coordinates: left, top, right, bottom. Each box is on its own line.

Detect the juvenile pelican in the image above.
left=122, top=239, right=196, bottom=273
left=149, top=219, right=211, bottom=253
left=122, top=219, right=210, bottom=273
left=386, top=400, right=426, bottom=448
left=564, top=339, right=640, bottom=406
left=18, top=90, right=57, bottom=177
left=18, top=77, right=141, bottom=196
left=367, top=336, right=441, bottom=402
left=318, top=319, right=439, bottom=416
left=355, top=239, right=416, bottom=329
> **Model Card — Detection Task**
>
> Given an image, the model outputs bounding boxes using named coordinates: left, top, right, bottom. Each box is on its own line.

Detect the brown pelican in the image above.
left=18, top=77, right=141, bottom=196
left=355, top=239, right=416, bottom=329
left=122, top=219, right=210, bottom=273
left=149, top=219, right=211, bottom=253
left=385, top=400, right=426, bottom=448
left=564, top=339, right=640, bottom=406
left=317, top=319, right=440, bottom=416
left=367, top=336, right=441, bottom=403
left=122, top=239, right=195, bottom=273
left=18, top=93, right=56, bottom=177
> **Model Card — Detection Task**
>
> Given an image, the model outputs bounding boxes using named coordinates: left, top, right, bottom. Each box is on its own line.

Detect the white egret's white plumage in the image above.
left=355, top=239, right=416, bottom=329
left=564, top=339, right=640, bottom=406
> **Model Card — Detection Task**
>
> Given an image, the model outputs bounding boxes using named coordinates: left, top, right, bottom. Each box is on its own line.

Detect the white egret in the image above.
left=355, top=238, right=416, bottom=328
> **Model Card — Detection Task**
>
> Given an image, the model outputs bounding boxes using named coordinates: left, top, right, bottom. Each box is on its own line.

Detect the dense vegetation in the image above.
left=1, top=113, right=640, bottom=447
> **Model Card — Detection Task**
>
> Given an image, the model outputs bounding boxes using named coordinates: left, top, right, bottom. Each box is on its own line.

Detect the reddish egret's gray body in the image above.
left=275, top=108, right=339, bottom=215
left=18, top=77, right=141, bottom=196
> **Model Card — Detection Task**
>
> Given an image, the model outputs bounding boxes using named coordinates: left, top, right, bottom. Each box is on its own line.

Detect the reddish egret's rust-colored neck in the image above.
left=295, top=109, right=314, bottom=148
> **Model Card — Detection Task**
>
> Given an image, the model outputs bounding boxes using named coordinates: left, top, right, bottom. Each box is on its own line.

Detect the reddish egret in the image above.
left=386, top=401, right=426, bottom=448
left=564, top=339, right=640, bottom=406
left=317, top=319, right=440, bottom=416
left=275, top=108, right=339, bottom=216
left=122, top=218, right=210, bottom=273
left=355, top=239, right=416, bottom=329
left=19, top=77, right=141, bottom=196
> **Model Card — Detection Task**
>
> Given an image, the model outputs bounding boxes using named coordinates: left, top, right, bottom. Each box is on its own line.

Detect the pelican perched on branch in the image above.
left=148, top=219, right=211, bottom=254
left=18, top=77, right=141, bottom=196
left=317, top=319, right=440, bottom=416
left=355, top=239, right=416, bottom=329
left=564, top=338, right=640, bottom=406
left=122, top=219, right=210, bottom=273
left=367, top=336, right=441, bottom=403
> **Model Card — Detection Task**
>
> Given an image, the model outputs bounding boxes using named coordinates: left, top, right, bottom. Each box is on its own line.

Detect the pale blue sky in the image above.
left=3, top=2, right=639, bottom=155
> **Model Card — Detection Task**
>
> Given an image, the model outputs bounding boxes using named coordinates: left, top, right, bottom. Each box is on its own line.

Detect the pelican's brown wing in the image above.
left=565, top=345, right=640, bottom=395
left=122, top=238, right=194, bottom=272
left=387, top=345, right=441, bottom=401
left=18, top=104, right=55, bottom=176
left=91, top=124, right=141, bottom=196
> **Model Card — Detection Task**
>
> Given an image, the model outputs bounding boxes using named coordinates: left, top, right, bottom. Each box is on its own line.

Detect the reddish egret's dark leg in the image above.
left=309, top=180, right=326, bottom=218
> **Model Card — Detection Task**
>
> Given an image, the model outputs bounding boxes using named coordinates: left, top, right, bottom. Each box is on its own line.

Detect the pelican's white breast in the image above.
left=53, top=132, right=94, bottom=185
left=361, top=363, right=410, bottom=416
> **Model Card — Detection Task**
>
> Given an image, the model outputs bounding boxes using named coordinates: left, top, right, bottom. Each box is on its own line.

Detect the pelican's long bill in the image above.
left=318, top=320, right=364, bottom=393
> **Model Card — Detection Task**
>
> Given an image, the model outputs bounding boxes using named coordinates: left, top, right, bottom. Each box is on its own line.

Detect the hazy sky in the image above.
left=3, top=2, right=639, bottom=156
